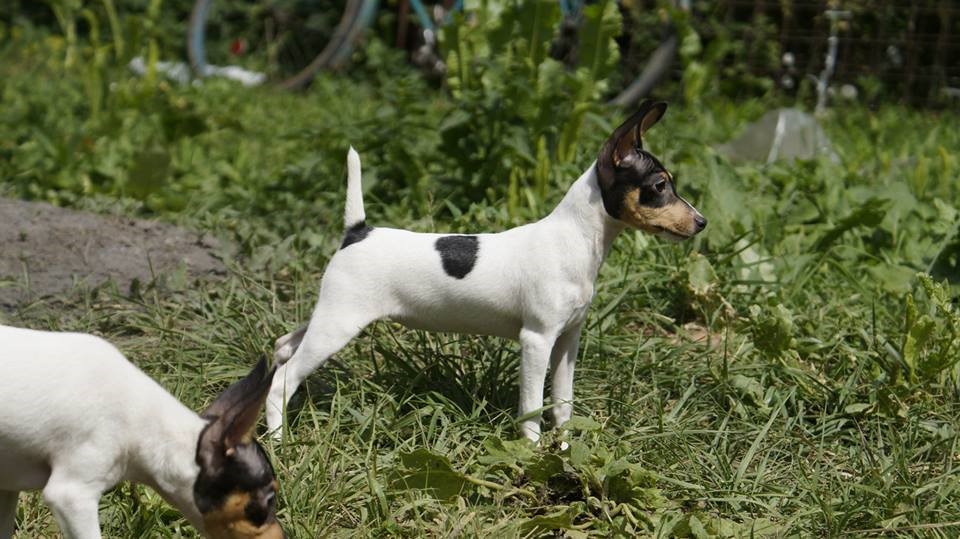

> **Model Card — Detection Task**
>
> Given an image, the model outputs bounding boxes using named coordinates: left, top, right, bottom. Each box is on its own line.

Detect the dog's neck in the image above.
left=128, top=402, right=207, bottom=530
left=545, top=163, right=626, bottom=278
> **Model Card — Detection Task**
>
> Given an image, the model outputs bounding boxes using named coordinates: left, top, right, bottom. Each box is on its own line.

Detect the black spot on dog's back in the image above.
left=341, top=221, right=373, bottom=249
left=435, top=235, right=479, bottom=279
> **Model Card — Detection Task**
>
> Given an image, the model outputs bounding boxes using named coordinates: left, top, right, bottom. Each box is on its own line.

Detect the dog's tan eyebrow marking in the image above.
left=435, top=235, right=479, bottom=279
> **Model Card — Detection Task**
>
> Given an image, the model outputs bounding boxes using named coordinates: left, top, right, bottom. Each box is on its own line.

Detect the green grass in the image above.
left=3, top=25, right=960, bottom=538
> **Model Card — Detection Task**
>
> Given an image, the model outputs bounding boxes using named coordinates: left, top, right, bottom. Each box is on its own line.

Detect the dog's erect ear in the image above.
left=637, top=100, right=667, bottom=138
left=597, top=100, right=669, bottom=189
left=196, top=357, right=275, bottom=472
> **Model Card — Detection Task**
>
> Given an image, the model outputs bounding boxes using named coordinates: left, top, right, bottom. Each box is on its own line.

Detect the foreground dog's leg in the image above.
left=518, top=328, right=560, bottom=442
left=0, top=491, right=17, bottom=538
left=274, top=324, right=307, bottom=363
left=42, top=468, right=106, bottom=539
left=266, top=312, right=373, bottom=435
left=549, top=325, right=582, bottom=429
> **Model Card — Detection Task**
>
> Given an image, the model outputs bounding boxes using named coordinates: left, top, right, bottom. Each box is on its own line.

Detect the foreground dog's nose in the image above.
left=694, top=215, right=708, bottom=231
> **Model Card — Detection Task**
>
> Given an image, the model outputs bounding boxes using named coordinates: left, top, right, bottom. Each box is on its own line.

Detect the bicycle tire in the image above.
left=609, top=32, right=678, bottom=108
left=187, top=0, right=380, bottom=90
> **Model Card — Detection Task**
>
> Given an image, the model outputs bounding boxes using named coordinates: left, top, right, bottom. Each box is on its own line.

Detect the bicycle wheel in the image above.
left=609, top=32, right=677, bottom=108
left=188, top=0, right=380, bottom=90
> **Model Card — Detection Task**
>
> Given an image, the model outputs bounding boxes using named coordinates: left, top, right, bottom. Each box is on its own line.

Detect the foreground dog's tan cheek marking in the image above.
left=621, top=190, right=697, bottom=236
left=203, top=492, right=282, bottom=539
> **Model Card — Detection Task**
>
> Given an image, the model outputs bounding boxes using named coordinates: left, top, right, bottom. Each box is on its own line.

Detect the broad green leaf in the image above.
left=126, top=148, right=169, bottom=200
left=519, top=509, right=575, bottom=534
left=479, top=436, right=536, bottom=466
left=687, top=253, right=718, bottom=296
left=514, top=0, right=561, bottom=68
left=390, top=469, right=470, bottom=501
left=399, top=449, right=453, bottom=473
left=868, top=264, right=918, bottom=294
left=526, top=453, right=564, bottom=482
left=603, top=459, right=663, bottom=507
left=567, top=439, right=591, bottom=467
left=748, top=303, right=796, bottom=357
left=730, top=374, right=765, bottom=407
left=813, top=197, right=891, bottom=251
left=563, top=416, right=602, bottom=432
left=680, top=29, right=703, bottom=58
left=576, top=0, right=621, bottom=82
left=688, top=514, right=710, bottom=539
left=391, top=449, right=470, bottom=500
left=844, top=403, right=873, bottom=415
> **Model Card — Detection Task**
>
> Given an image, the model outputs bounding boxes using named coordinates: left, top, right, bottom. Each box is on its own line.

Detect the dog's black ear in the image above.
left=196, top=357, right=275, bottom=472
left=637, top=100, right=667, bottom=138
left=597, top=100, right=668, bottom=189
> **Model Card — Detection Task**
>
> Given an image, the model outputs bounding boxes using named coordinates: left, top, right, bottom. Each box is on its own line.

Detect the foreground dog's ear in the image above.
left=597, top=100, right=668, bottom=189
left=197, top=357, right=275, bottom=471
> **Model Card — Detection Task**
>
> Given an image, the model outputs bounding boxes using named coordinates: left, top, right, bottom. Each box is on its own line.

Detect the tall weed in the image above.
left=439, top=0, right=620, bottom=218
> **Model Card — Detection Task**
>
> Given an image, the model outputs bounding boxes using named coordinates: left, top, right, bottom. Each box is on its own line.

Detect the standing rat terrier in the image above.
left=0, top=325, right=284, bottom=539
left=267, top=101, right=706, bottom=442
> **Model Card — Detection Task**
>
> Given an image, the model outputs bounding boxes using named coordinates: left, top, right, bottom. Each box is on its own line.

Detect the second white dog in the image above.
left=267, top=101, right=706, bottom=442
left=0, top=325, right=283, bottom=539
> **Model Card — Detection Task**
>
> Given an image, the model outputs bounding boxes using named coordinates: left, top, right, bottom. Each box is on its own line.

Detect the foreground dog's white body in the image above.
left=269, top=159, right=623, bottom=441
left=0, top=325, right=283, bottom=539
left=267, top=102, right=706, bottom=441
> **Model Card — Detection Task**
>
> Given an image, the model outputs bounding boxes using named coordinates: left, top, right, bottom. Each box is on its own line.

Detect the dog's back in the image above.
left=0, top=325, right=193, bottom=491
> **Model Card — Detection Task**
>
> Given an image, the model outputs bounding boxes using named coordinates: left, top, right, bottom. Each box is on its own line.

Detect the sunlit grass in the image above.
left=3, top=29, right=960, bottom=537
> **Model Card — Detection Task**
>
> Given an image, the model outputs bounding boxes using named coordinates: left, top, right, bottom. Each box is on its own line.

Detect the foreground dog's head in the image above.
left=194, top=358, right=285, bottom=539
left=596, top=101, right=706, bottom=240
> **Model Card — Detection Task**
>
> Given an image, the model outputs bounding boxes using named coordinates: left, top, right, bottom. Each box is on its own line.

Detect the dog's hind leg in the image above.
left=549, top=324, right=582, bottom=430
left=0, top=491, right=17, bottom=539
left=265, top=310, right=375, bottom=436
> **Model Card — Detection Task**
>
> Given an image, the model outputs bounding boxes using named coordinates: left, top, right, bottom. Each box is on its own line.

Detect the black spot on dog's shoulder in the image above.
left=435, top=235, right=479, bottom=279
left=341, top=221, right=373, bottom=249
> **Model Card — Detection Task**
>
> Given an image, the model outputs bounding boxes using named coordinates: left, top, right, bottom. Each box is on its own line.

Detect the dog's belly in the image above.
left=0, top=448, right=51, bottom=491
left=393, top=308, right=522, bottom=340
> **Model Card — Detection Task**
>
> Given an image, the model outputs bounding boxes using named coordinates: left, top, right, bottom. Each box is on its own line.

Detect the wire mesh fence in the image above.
left=621, top=0, right=960, bottom=107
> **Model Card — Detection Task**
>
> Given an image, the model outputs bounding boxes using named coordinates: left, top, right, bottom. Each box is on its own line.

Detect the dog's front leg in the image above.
left=42, top=475, right=103, bottom=539
left=518, top=328, right=559, bottom=442
left=550, top=324, right=582, bottom=429
left=0, top=490, right=17, bottom=538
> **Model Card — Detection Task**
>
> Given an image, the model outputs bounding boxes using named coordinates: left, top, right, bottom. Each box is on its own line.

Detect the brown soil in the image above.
left=0, top=198, right=228, bottom=309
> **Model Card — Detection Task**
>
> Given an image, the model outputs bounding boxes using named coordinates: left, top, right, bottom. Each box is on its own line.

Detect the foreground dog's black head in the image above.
left=194, top=358, right=284, bottom=539
left=597, top=101, right=706, bottom=240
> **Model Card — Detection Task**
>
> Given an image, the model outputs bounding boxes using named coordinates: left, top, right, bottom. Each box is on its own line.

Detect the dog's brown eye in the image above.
left=655, top=180, right=667, bottom=193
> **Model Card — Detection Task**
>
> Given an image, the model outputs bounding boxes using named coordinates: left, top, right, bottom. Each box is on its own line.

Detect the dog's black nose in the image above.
left=694, top=215, right=707, bottom=231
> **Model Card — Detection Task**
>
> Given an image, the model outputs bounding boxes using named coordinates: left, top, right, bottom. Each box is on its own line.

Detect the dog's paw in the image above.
left=273, top=326, right=307, bottom=364
left=266, top=427, right=283, bottom=443
left=273, top=342, right=295, bottom=364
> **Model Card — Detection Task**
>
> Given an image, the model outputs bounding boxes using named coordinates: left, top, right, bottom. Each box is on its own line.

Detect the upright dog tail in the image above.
left=344, top=146, right=366, bottom=228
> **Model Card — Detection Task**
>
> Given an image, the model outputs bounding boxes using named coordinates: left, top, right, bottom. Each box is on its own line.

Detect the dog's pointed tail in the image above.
left=344, top=146, right=365, bottom=228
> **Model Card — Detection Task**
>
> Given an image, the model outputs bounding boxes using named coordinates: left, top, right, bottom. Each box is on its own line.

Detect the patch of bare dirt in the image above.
left=0, top=198, right=227, bottom=309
